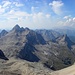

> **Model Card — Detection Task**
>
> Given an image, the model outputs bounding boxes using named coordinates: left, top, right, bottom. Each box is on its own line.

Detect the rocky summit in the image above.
left=0, top=25, right=75, bottom=75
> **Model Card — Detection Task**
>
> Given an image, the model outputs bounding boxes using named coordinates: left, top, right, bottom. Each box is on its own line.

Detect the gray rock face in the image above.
left=0, top=49, right=8, bottom=60
left=0, top=25, right=75, bottom=70
left=19, top=43, right=40, bottom=62
left=26, top=31, right=46, bottom=45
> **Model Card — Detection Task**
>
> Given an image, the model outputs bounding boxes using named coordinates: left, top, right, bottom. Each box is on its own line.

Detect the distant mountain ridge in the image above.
left=35, top=29, right=61, bottom=42
left=56, top=34, right=75, bottom=49
left=54, top=28, right=75, bottom=43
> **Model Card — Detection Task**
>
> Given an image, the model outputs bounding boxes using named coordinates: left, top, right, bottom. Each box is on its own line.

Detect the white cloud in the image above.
left=31, top=6, right=35, bottom=12
left=49, top=1, right=64, bottom=15
left=57, top=16, right=75, bottom=27
left=0, top=0, right=71, bottom=30
left=46, top=14, right=51, bottom=18
left=31, top=12, right=53, bottom=29
left=32, top=12, right=44, bottom=22
left=0, top=6, right=5, bottom=14
left=64, top=15, right=71, bottom=19
left=3, top=9, right=31, bottom=20
left=1, top=10, right=53, bottom=29
left=73, top=17, right=75, bottom=21
left=0, top=1, right=24, bottom=15
left=0, top=1, right=12, bottom=14
left=13, top=2, right=24, bottom=7
left=2, top=1, right=11, bottom=7
left=0, top=0, right=55, bottom=29
left=31, top=6, right=39, bottom=13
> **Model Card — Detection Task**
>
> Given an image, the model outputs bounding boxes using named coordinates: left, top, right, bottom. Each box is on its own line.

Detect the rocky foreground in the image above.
left=0, top=58, right=75, bottom=75
left=0, top=58, right=52, bottom=75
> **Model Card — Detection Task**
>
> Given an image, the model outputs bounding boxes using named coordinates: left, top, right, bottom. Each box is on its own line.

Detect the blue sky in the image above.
left=0, top=0, right=75, bottom=29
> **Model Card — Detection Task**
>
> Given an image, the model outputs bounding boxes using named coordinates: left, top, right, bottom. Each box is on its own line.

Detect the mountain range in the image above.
left=0, top=25, right=75, bottom=75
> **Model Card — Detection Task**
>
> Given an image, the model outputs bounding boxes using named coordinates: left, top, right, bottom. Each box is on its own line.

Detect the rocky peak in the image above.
left=0, top=30, right=8, bottom=38
left=12, top=24, right=20, bottom=31
left=11, top=25, right=26, bottom=33
left=25, top=27, right=30, bottom=31
left=57, top=34, right=75, bottom=49
left=26, top=30, right=46, bottom=45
